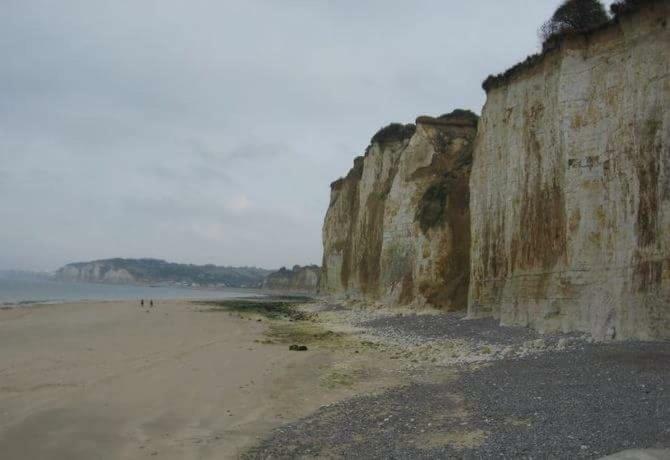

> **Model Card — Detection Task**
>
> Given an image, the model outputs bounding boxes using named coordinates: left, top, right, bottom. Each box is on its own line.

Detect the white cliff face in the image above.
left=321, top=156, right=364, bottom=296
left=468, top=3, right=670, bottom=340
left=321, top=113, right=477, bottom=309
left=55, top=264, right=135, bottom=284
left=263, top=265, right=321, bottom=293
left=380, top=118, right=474, bottom=309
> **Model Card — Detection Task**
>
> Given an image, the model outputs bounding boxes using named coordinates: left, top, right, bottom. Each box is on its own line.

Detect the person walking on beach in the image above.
left=140, top=299, right=144, bottom=307
left=150, top=300, right=154, bottom=308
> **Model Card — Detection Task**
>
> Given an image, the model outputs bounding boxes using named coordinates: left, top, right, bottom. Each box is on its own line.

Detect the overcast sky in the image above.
left=0, top=0, right=616, bottom=271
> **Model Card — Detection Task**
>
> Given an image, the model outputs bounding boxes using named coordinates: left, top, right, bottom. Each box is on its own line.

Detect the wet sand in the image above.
left=0, top=300, right=400, bottom=459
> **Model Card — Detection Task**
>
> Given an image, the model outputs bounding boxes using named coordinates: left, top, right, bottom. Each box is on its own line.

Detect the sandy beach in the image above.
left=2, top=298, right=668, bottom=459
left=0, top=299, right=401, bottom=459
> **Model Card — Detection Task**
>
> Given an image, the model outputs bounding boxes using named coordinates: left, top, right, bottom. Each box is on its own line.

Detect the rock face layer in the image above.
left=263, top=265, right=321, bottom=293
left=321, top=112, right=478, bottom=309
left=468, top=3, right=670, bottom=340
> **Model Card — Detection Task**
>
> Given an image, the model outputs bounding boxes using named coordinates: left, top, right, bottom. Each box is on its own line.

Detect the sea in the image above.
left=0, top=278, right=258, bottom=306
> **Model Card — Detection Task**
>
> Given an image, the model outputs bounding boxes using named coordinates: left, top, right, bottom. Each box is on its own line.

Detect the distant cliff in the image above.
left=263, top=265, right=321, bottom=293
left=55, top=258, right=271, bottom=288
left=321, top=110, right=477, bottom=309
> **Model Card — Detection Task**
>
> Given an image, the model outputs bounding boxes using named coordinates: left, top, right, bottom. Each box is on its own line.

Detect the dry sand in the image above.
left=0, top=300, right=402, bottom=459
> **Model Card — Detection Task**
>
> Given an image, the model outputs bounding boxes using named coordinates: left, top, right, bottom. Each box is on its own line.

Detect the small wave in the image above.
left=1, top=299, right=65, bottom=307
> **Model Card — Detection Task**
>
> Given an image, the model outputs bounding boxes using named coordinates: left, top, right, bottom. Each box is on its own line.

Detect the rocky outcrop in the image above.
left=468, top=2, right=670, bottom=340
left=263, top=265, right=321, bottom=293
left=321, top=111, right=478, bottom=309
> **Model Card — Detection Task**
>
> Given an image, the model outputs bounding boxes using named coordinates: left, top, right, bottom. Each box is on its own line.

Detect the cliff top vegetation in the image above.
left=482, top=0, right=665, bottom=92
left=416, top=109, right=479, bottom=128
left=539, top=0, right=609, bottom=44
left=370, top=123, right=417, bottom=146
left=274, top=265, right=320, bottom=273
left=437, top=109, right=479, bottom=122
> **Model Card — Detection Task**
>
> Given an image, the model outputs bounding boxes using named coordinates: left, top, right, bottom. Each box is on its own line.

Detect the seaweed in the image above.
left=195, top=298, right=314, bottom=321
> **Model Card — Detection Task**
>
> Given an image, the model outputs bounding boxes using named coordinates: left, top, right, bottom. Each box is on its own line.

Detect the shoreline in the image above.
left=0, top=279, right=268, bottom=309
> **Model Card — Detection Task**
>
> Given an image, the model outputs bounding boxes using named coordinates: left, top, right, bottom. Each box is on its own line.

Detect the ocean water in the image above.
left=0, top=278, right=257, bottom=305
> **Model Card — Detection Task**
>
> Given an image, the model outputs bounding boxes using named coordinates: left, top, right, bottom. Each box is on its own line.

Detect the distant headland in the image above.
left=54, top=258, right=272, bottom=288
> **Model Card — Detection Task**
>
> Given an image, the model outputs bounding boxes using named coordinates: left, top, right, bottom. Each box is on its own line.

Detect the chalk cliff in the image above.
left=321, top=111, right=478, bottom=309
left=263, top=265, right=321, bottom=293
left=468, top=2, right=670, bottom=340
left=56, top=263, right=135, bottom=284
left=321, top=2, right=669, bottom=341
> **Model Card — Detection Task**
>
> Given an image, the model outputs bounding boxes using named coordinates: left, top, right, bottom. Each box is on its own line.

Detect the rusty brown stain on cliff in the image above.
left=510, top=102, right=567, bottom=272
left=442, top=181, right=471, bottom=310
left=503, top=108, right=514, bottom=124
left=480, top=213, right=507, bottom=281
left=338, top=159, right=364, bottom=290
left=418, top=170, right=471, bottom=311
left=357, top=158, right=400, bottom=297
left=636, top=117, right=661, bottom=249
left=632, top=114, right=665, bottom=294
left=511, top=177, right=567, bottom=271
left=569, top=208, right=581, bottom=233
left=633, top=258, right=666, bottom=293
left=357, top=192, right=385, bottom=296
left=571, top=113, right=586, bottom=129
left=414, top=123, right=475, bottom=310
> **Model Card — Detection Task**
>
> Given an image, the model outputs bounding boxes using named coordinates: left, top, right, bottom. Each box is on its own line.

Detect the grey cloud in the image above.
left=0, top=0, right=615, bottom=271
